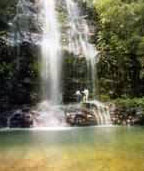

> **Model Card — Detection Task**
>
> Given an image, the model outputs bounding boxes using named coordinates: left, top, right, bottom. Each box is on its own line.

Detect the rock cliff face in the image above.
left=0, top=39, right=40, bottom=112
left=0, top=0, right=17, bottom=28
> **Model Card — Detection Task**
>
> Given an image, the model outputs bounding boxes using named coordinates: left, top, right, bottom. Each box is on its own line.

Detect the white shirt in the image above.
left=76, top=90, right=81, bottom=95
left=83, top=89, right=89, bottom=96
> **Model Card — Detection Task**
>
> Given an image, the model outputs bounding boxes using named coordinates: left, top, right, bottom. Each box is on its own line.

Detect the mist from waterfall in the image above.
left=40, top=0, right=62, bottom=104
left=65, top=0, right=98, bottom=97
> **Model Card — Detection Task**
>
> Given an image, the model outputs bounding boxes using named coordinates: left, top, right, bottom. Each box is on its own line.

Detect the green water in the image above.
left=0, top=126, right=144, bottom=171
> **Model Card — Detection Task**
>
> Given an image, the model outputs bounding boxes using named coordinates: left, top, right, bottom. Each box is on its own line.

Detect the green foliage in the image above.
left=113, top=97, right=144, bottom=109
left=93, top=0, right=144, bottom=97
left=99, top=94, right=110, bottom=101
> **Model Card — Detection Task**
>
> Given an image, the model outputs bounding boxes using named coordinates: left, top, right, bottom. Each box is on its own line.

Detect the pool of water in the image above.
left=0, top=126, right=144, bottom=171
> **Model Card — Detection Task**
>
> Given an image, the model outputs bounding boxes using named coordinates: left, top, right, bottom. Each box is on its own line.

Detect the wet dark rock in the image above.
left=0, top=116, right=7, bottom=128
left=7, top=109, right=33, bottom=128
left=65, top=107, right=96, bottom=126
left=109, top=104, right=144, bottom=126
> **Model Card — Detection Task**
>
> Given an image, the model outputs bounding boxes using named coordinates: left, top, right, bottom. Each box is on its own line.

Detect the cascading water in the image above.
left=9, top=0, right=40, bottom=45
left=90, top=101, right=111, bottom=125
left=64, top=0, right=111, bottom=125
left=9, top=0, right=66, bottom=127
left=34, top=0, right=65, bottom=127
left=8, top=0, right=111, bottom=127
left=40, top=0, right=62, bottom=104
left=8, top=0, right=36, bottom=70
left=34, top=0, right=64, bottom=127
left=65, top=0, right=98, bottom=97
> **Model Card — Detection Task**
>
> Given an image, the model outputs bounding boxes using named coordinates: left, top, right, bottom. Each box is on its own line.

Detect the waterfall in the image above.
left=64, top=0, right=111, bottom=125
left=90, top=101, right=111, bottom=125
left=65, top=0, right=99, bottom=97
left=8, top=0, right=65, bottom=127
left=33, top=0, right=64, bottom=127
left=8, top=0, right=111, bottom=127
left=40, top=0, right=62, bottom=104
left=12, top=0, right=62, bottom=104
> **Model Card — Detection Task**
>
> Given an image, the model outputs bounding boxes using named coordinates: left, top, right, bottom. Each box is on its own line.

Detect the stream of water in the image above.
left=65, top=0, right=98, bottom=96
left=40, top=0, right=62, bottom=104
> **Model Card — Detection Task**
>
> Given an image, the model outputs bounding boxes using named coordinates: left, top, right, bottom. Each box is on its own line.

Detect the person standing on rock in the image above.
left=75, top=90, right=82, bottom=103
left=82, top=88, right=89, bottom=102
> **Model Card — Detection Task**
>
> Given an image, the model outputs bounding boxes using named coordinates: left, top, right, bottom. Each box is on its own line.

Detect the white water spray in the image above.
left=89, top=101, right=111, bottom=125
left=40, top=0, right=62, bottom=104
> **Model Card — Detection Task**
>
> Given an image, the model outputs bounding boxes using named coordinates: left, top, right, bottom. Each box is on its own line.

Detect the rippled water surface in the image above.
left=0, top=126, right=144, bottom=171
